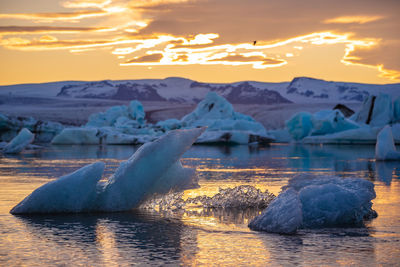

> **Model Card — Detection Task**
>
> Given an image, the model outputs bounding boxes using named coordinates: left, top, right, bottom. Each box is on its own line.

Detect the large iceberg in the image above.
left=375, top=125, right=400, bottom=161
left=10, top=162, right=104, bottom=214
left=249, top=174, right=377, bottom=234
left=11, top=128, right=205, bottom=214
left=2, top=128, right=34, bottom=154
left=180, top=92, right=274, bottom=144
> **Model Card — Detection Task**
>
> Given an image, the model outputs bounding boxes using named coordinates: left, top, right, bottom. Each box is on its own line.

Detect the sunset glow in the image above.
left=0, top=0, right=398, bottom=85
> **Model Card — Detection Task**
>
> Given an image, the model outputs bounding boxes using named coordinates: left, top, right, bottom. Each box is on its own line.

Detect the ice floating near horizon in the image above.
left=52, top=100, right=159, bottom=145
left=52, top=92, right=273, bottom=145
left=2, top=128, right=34, bottom=154
left=353, top=93, right=393, bottom=127
left=375, top=125, right=400, bottom=161
left=249, top=174, right=377, bottom=234
left=11, top=128, right=205, bottom=214
left=181, top=92, right=274, bottom=144
left=302, top=126, right=381, bottom=144
left=285, top=112, right=313, bottom=141
left=285, top=110, right=359, bottom=141
left=0, top=113, right=63, bottom=143
left=86, top=100, right=145, bottom=128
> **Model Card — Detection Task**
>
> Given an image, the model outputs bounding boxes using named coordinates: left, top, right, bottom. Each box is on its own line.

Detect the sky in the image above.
left=0, top=0, right=399, bottom=85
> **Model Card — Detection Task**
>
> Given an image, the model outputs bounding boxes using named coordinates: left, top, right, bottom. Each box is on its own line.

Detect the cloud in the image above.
left=62, top=0, right=113, bottom=9
left=0, top=0, right=399, bottom=82
left=323, top=15, right=384, bottom=24
left=125, top=53, right=163, bottom=63
left=0, top=26, right=108, bottom=35
left=0, top=10, right=110, bottom=22
left=210, top=54, right=285, bottom=66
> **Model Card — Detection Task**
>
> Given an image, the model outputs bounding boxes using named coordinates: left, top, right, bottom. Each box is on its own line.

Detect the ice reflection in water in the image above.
left=0, top=144, right=399, bottom=266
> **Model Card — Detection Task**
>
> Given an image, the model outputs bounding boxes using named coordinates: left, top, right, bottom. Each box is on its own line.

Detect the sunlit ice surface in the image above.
left=0, top=144, right=399, bottom=265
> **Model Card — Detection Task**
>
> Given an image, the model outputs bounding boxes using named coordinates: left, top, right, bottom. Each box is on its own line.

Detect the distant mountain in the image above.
left=285, top=77, right=400, bottom=103
left=56, top=77, right=291, bottom=104
left=1, top=77, right=399, bottom=104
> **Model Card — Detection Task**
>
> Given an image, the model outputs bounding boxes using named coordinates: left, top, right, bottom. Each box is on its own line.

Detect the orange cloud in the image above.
left=0, top=26, right=108, bottom=35
left=324, top=15, right=384, bottom=24
left=62, top=0, right=113, bottom=9
left=0, top=10, right=110, bottom=22
left=125, top=53, right=164, bottom=63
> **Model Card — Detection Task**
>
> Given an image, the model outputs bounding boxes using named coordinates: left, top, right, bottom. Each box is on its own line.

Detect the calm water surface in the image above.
left=0, top=144, right=399, bottom=266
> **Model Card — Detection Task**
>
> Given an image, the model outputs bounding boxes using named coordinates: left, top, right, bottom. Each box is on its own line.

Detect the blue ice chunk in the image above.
left=10, top=162, right=105, bottom=214
left=311, top=110, right=359, bottom=136
left=285, top=112, right=313, bottom=140
left=98, top=127, right=205, bottom=211
left=3, top=128, right=34, bottom=154
left=249, top=174, right=376, bottom=234
left=11, top=128, right=205, bottom=214
left=375, top=125, right=400, bottom=161
left=248, top=188, right=302, bottom=234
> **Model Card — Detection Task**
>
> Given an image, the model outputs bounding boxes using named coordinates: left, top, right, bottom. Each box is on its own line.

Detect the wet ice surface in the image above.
left=0, top=144, right=400, bottom=266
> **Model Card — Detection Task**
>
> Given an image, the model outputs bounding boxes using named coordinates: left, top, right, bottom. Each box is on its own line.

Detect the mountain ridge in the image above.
left=1, top=76, right=399, bottom=104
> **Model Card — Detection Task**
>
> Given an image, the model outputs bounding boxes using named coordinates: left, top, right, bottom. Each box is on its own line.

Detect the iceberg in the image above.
left=286, top=110, right=359, bottom=141
left=249, top=174, right=377, bottom=234
left=10, top=162, right=104, bottom=214
left=0, top=113, right=63, bottom=143
left=181, top=92, right=273, bottom=144
left=375, top=125, right=400, bottom=161
left=353, top=93, right=393, bottom=126
left=285, top=112, right=313, bottom=141
left=86, top=100, right=145, bottom=128
left=248, top=188, right=302, bottom=234
left=11, top=128, right=205, bottom=214
left=303, top=126, right=380, bottom=144
left=51, top=100, right=163, bottom=145
left=2, top=128, right=34, bottom=154
left=98, top=127, right=205, bottom=212
left=52, top=127, right=100, bottom=145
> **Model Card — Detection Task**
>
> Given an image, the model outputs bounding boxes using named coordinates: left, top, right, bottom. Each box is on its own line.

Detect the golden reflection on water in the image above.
left=96, top=222, right=121, bottom=266
left=1, top=147, right=400, bottom=266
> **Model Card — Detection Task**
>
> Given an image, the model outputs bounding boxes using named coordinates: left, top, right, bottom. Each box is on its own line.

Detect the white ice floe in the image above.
left=11, top=128, right=204, bottom=214
left=2, top=128, right=34, bottom=154
left=181, top=92, right=274, bottom=144
left=249, top=174, right=377, bottom=234
left=375, top=125, right=400, bottom=161
left=353, top=93, right=393, bottom=127
left=86, top=100, right=145, bottom=128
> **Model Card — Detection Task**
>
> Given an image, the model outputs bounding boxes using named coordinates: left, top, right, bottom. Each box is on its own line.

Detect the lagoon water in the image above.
left=0, top=144, right=399, bottom=266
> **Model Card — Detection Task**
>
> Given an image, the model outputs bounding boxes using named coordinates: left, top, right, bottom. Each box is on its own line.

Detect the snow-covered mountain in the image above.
left=1, top=77, right=399, bottom=104
left=56, top=77, right=291, bottom=104
left=285, top=77, right=400, bottom=103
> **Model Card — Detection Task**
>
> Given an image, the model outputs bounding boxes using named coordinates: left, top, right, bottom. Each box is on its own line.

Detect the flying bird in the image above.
left=253, top=40, right=257, bottom=46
